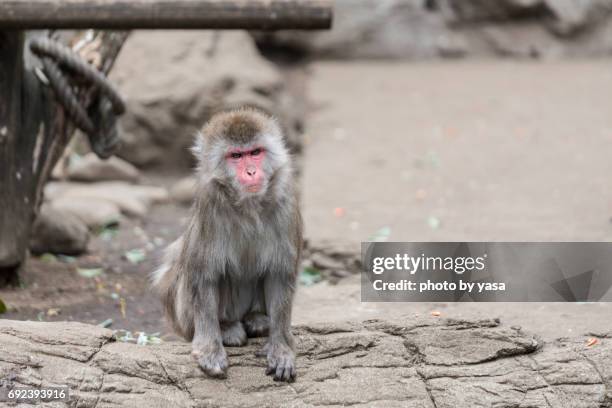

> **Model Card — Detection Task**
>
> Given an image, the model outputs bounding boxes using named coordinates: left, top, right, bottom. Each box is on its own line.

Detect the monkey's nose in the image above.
left=246, top=166, right=257, bottom=176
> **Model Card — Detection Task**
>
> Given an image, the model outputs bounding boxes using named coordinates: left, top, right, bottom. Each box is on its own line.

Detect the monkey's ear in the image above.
left=191, top=132, right=205, bottom=159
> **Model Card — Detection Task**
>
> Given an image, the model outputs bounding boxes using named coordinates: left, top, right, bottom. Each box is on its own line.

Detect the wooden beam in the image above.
left=0, top=0, right=333, bottom=29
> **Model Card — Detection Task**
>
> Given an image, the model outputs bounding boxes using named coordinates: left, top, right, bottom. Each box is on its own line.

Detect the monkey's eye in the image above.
left=230, top=152, right=243, bottom=159
left=250, top=148, right=262, bottom=156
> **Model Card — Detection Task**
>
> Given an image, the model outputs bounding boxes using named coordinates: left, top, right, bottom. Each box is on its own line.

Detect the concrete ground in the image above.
left=295, top=61, right=612, bottom=340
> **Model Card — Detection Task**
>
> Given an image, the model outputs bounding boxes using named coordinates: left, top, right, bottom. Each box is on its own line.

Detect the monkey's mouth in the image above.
left=245, top=184, right=262, bottom=193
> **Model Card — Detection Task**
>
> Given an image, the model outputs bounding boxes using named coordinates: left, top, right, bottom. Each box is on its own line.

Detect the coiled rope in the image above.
left=29, top=37, right=126, bottom=159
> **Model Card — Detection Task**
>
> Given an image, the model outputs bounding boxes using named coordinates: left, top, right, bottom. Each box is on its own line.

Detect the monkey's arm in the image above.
left=263, top=274, right=297, bottom=382
left=191, top=282, right=228, bottom=378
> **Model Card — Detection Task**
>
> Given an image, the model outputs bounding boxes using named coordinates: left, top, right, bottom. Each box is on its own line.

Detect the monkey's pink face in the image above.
left=226, top=147, right=266, bottom=194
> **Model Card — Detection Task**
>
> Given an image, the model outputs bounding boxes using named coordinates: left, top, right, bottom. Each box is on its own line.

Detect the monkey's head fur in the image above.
left=192, top=109, right=291, bottom=204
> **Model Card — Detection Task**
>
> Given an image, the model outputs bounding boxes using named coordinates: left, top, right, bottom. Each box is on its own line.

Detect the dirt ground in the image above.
left=2, top=60, right=612, bottom=342
left=299, top=60, right=612, bottom=340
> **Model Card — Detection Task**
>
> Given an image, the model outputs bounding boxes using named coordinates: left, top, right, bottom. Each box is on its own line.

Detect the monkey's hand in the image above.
left=192, top=342, right=228, bottom=379
left=264, top=342, right=296, bottom=382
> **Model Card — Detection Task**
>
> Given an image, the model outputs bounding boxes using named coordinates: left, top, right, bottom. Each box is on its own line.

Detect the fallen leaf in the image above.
left=46, top=308, right=60, bottom=317
left=368, top=227, right=391, bottom=242
left=99, top=318, right=113, bottom=328
left=299, top=267, right=322, bottom=286
left=77, top=268, right=104, bottom=278
left=124, top=249, right=146, bottom=264
left=57, top=255, right=76, bottom=263
left=94, top=220, right=119, bottom=241
left=586, top=338, right=599, bottom=347
left=426, top=150, right=440, bottom=168
left=120, top=298, right=127, bottom=318
left=427, top=216, right=441, bottom=229
left=39, top=253, right=57, bottom=263
left=115, top=330, right=134, bottom=342
left=95, top=280, right=107, bottom=292
left=415, top=189, right=427, bottom=201
left=431, top=311, right=441, bottom=317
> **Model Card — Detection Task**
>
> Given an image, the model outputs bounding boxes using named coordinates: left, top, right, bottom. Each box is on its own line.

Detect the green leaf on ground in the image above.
left=299, top=266, right=322, bottom=286
left=97, top=224, right=120, bottom=241
left=40, top=253, right=57, bottom=263
left=427, top=216, right=441, bottom=229
left=114, top=330, right=162, bottom=345
left=98, top=318, right=113, bottom=328
left=57, top=255, right=76, bottom=263
left=77, top=268, right=104, bottom=278
left=368, top=226, right=391, bottom=242
left=124, top=249, right=146, bottom=264
left=0, top=299, right=6, bottom=314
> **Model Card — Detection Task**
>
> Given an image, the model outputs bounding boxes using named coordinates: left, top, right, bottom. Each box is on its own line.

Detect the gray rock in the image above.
left=169, top=176, right=197, bottom=205
left=253, top=0, right=612, bottom=59
left=0, top=318, right=609, bottom=407
left=50, top=197, right=122, bottom=229
left=310, top=252, right=345, bottom=271
left=45, top=181, right=169, bottom=219
left=67, top=153, right=140, bottom=183
left=110, top=30, right=302, bottom=169
left=29, top=204, right=90, bottom=255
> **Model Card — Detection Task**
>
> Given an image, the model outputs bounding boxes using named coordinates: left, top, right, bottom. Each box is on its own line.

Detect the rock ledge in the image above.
left=0, top=318, right=610, bottom=407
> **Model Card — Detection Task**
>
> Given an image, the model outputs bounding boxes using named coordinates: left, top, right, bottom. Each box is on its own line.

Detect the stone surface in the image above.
left=170, top=176, right=197, bottom=205
left=110, top=30, right=302, bottom=169
left=253, top=0, right=612, bottom=59
left=45, top=181, right=169, bottom=220
left=67, top=153, right=140, bottom=183
left=49, top=198, right=122, bottom=229
left=29, top=204, right=90, bottom=255
left=0, top=318, right=610, bottom=407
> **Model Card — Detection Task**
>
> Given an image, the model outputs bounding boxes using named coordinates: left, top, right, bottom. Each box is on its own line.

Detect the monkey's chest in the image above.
left=223, top=222, right=280, bottom=276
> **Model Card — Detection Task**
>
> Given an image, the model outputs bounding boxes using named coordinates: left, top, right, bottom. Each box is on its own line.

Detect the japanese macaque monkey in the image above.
left=153, top=109, right=302, bottom=382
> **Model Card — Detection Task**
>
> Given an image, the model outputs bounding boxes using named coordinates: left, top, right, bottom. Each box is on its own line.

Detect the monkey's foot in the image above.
left=243, top=312, right=269, bottom=338
left=264, top=342, right=296, bottom=382
left=221, top=321, right=247, bottom=347
left=192, top=345, right=228, bottom=379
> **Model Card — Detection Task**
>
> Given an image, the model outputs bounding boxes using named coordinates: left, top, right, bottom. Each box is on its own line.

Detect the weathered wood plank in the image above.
left=0, top=31, right=33, bottom=284
left=0, top=0, right=333, bottom=29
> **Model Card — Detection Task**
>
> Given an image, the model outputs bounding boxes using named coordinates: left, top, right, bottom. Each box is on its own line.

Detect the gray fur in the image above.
left=153, top=109, right=302, bottom=382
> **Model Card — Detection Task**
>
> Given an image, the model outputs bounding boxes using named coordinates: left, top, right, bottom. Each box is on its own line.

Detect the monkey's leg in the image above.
left=243, top=312, right=269, bottom=338
left=243, top=282, right=270, bottom=338
left=192, top=284, right=228, bottom=379
left=263, top=275, right=296, bottom=382
left=221, top=321, right=247, bottom=347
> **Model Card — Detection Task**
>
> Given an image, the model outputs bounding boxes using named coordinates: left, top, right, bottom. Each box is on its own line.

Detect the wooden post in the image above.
left=0, top=31, right=30, bottom=285
left=0, top=0, right=333, bottom=29
left=0, top=31, right=128, bottom=285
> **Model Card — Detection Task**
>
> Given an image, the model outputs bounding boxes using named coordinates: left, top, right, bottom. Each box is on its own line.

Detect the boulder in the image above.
left=67, top=153, right=140, bottom=183
left=49, top=198, right=122, bottom=229
left=0, top=318, right=610, bottom=407
left=45, top=181, right=169, bottom=219
left=110, top=30, right=302, bottom=169
left=169, top=176, right=197, bottom=205
left=252, top=0, right=612, bottom=59
left=29, top=204, right=90, bottom=255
